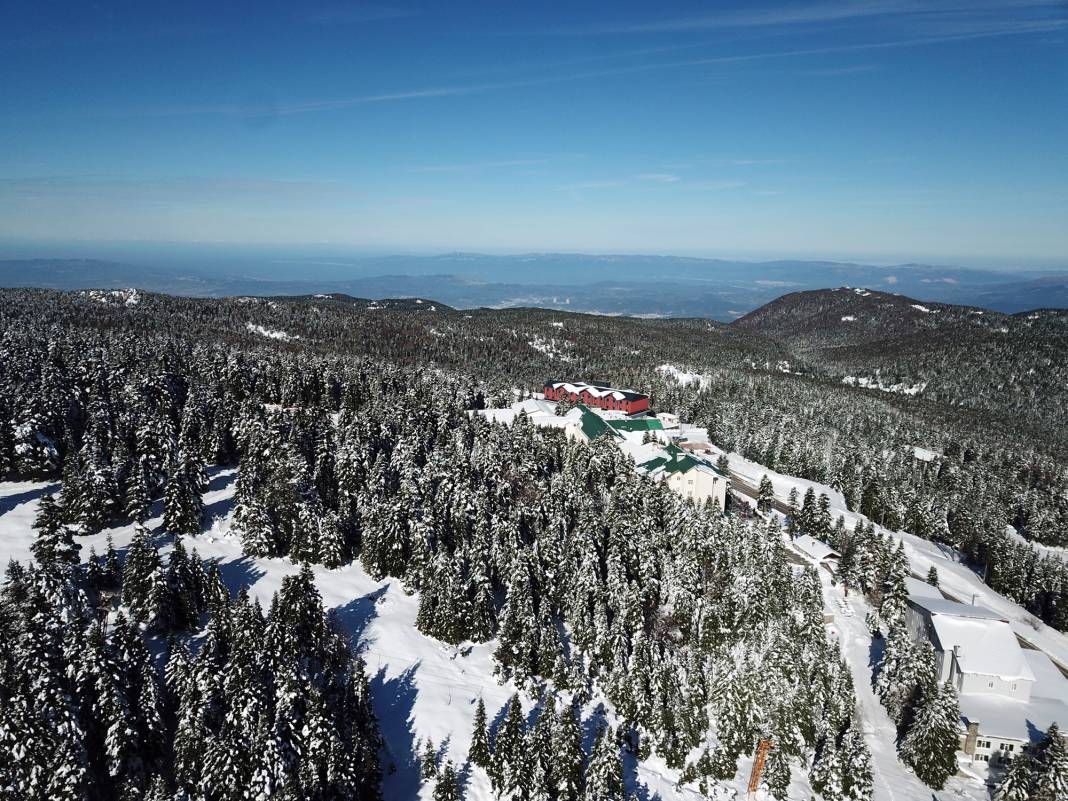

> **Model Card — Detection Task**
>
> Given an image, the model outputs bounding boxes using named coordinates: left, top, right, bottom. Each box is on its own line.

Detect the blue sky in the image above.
left=2, top=1, right=1067, bottom=264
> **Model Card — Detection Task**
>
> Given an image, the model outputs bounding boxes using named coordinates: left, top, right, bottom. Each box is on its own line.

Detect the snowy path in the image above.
left=800, top=553, right=988, bottom=801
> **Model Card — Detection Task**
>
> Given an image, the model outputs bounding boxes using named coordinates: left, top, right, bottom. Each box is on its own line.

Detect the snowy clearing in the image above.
left=246, top=322, right=299, bottom=342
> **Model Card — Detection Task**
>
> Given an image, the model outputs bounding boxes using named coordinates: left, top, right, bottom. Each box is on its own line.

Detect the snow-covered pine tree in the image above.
left=469, top=697, right=491, bottom=768
left=994, top=752, right=1035, bottom=801
left=30, top=493, right=80, bottom=570
left=899, top=681, right=961, bottom=789
left=584, top=723, right=624, bottom=801
left=433, top=760, right=461, bottom=801
left=1031, top=723, right=1068, bottom=801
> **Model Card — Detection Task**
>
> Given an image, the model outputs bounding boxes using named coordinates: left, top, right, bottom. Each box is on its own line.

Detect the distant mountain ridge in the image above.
left=731, top=286, right=1068, bottom=428
left=1, top=255, right=1065, bottom=319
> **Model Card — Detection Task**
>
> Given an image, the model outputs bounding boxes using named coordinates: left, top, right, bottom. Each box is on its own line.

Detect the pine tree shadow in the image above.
left=0, top=482, right=61, bottom=515
left=201, top=495, right=237, bottom=530
left=621, top=743, right=656, bottom=801
left=370, top=663, right=421, bottom=801
left=205, top=468, right=235, bottom=493
left=489, top=696, right=511, bottom=744
left=213, top=555, right=266, bottom=594
left=332, top=586, right=387, bottom=653
left=581, top=701, right=608, bottom=753
left=456, top=758, right=473, bottom=798
left=868, top=635, right=886, bottom=672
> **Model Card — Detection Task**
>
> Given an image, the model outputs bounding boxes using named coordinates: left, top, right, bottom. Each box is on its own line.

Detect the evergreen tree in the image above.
left=433, top=761, right=461, bottom=801
left=469, top=697, right=491, bottom=768
left=757, top=475, right=775, bottom=513
left=585, top=724, right=624, bottom=801
left=994, top=752, right=1035, bottom=801
left=1032, top=723, right=1068, bottom=801
left=899, top=682, right=960, bottom=789
left=30, top=493, right=80, bottom=570
left=421, top=738, right=438, bottom=780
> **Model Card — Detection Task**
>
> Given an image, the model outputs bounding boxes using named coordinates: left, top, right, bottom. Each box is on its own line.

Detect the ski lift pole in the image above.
left=746, top=737, right=773, bottom=801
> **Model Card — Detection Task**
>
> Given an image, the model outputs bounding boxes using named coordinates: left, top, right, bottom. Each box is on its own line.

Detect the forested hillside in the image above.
left=0, top=286, right=1066, bottom=800
left=0, top=288, right=869, bottom=800
left=732, top=287, right=1068, bottom=433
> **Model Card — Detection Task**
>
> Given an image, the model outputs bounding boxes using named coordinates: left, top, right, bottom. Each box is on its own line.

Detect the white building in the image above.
left=959, top=649, right=1068, bottom=768
left=905, top=597, right=1030, bottom=693
left=475, top=400, right=727, bottom=508
left=630, top=443, right=729, bottom=509
left=904, top=593, right=1068, bottom=770
left=792, top=534, right=841, bottom=570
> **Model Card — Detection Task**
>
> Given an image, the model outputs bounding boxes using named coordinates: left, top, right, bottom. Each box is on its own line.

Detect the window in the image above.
left=977, top=740, right=991, bottom=749
left=988, top=681, right=994, bottom=688
left=1012, top=683, right=1017, bottom=691
left=999, top=743, right=1015, bottom=752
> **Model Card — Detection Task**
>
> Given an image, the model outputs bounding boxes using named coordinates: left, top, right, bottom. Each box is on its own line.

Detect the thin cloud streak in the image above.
left=405, top=159, right=547, bottom=173
left=568, top=0, right=1067, bottom=35
left=103, top=17, right=1067, bottom=119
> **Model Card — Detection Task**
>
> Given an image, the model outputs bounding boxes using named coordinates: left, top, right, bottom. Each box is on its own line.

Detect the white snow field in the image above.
left=1, top=471, right=791, bottom=801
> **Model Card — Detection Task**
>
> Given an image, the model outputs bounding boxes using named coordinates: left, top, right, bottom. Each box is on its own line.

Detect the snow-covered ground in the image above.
left=246, top=322, right=299, bottom=342
left=657, top=364, right=709, bottom=388
left=793, top=546, right=989, bottom=801
left=841, top=375, right=926, bottom=397
left=0, top=472, right=773, bottom=801
left=703, top=442, right=1068, bottom=674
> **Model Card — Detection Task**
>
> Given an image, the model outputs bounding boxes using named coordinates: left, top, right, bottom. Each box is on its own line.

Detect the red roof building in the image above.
left=543, top=380, right=650, bottom=415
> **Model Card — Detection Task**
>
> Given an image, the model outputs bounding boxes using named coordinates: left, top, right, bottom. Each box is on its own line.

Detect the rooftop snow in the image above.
left=959, top=684, right=1068, bottom=743
left=905, top=575, right=944, bottom=600
left=908, top=597, right=1006, bottom=621
left=930, top=615, right=1035, bottom=681
left=793, top=535, right=841, bottom=563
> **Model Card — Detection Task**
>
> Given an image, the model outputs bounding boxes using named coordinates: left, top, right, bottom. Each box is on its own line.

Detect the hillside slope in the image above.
left=731, top=287, right=1068, bottom=430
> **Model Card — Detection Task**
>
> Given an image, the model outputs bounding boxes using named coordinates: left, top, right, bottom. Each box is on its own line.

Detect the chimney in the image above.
left=964, top=721, right=980, bottom=755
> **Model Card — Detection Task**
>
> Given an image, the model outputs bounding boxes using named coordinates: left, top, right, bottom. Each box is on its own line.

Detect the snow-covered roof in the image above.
left=905, top=575, right=944, bottom=601
left=514, top=398, right=558, bottom=416
left=959, top=690, right=1068, bottom=744
left=1023, top=649, right=1068, bottom=696
left=907, top=596, right=1006, bottom=622
left=545, top=380, right=647, bottom=402
left=792, top=535, right=840, bottom=563
left=930, top=615, right=1035, bottom=682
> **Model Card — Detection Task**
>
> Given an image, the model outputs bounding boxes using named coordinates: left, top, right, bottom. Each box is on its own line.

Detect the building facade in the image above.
left=544, top=381, right=651, bottom=415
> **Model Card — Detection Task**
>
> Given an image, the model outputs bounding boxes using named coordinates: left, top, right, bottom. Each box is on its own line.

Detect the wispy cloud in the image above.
left=557, top=179, right=629, bottom=192
left=568, top=0, right=1067, bottom=36
left=405, top=159, right=546, bottom=173
left=99, top=12, right=1066, bottom=120
left=793, top=63, right=881, bottom=76
left=305, top=4, right=419, bottom=25
left=636, top=173, right=681, bottom=183
left=0, top=175, right=349, bottom=204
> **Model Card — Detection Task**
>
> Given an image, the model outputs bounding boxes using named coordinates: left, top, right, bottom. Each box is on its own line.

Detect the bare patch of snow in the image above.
left=246, top=322, right=299, bottom=342
left=842, top=375, right=926, bottom=396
